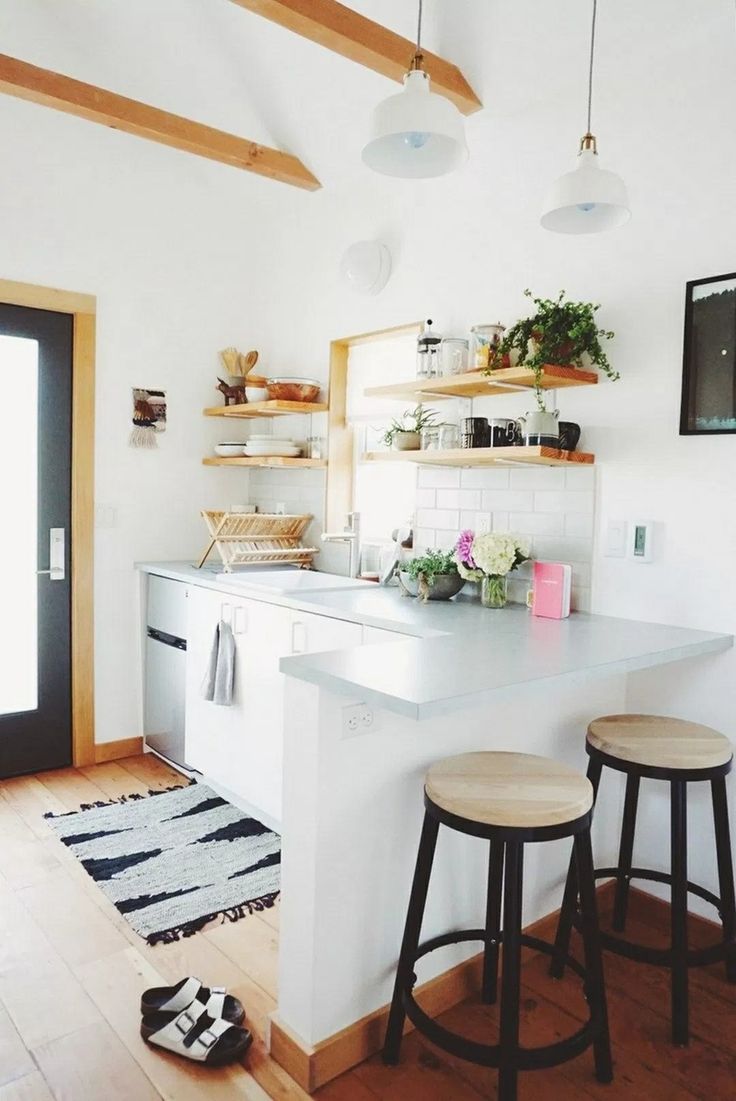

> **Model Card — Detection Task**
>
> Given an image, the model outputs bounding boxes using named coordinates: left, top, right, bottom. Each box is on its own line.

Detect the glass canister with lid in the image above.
left=470, top=322, right=506, bottom=371
left=439, top=337, right=469, bottom=376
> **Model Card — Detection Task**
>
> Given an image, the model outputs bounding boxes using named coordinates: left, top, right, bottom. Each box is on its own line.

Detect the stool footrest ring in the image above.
left=400, top=929, right=603, bottom=1072
left=571, top=867, right=732, bottom=968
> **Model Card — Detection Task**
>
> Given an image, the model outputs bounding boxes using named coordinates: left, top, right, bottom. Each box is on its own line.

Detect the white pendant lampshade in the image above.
left=362, top=69, right=467, bottom=179
left=541, top=0, right=630, bottom=235
left=541, top=139, right=630, bottom=234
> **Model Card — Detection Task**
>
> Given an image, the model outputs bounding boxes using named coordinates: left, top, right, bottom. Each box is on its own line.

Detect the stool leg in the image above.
left=574, top=827, right=613, bottom=1083
left=670, top=779, right=689, bottom=1046
left=612, top=773, right=640, bottom=933
left=711, top=776, right=736, bottom=983
left=482, top=840, right=505, bottom=1004
left=383, top=812, right=440, bottom=1065
left=498, top=841, right=524, bottom=1101
left=550, top=757, right=603, bottom=979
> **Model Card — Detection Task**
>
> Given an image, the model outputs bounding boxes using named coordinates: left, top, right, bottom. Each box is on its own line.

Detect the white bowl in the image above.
left=215, top=443, right=247, bottom=457
left=244, top=445, right=301, bottom=458
left=245, top=386, right=269, bottom=403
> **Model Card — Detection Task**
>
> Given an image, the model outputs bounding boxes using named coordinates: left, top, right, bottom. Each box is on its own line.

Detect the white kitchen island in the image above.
left=137, top=565, right=732, bottom=1088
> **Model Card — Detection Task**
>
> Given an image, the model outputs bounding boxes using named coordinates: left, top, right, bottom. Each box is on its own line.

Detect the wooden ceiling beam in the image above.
left=0, top=53, right=320, bottom=191
left=229, top=0, right=482, bottom=115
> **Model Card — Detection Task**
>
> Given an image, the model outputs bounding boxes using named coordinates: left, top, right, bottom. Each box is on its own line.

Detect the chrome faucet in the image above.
left=321, top=511, right=361, bottom=578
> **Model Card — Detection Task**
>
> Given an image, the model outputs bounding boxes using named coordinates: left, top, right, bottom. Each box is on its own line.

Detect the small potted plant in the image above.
left=454, top=530, right=530, bottom=608
left=399, top=549, right=465, bottom=603
left=380, top=405, right=440, bottom=451
left=486, top=289, right=618, bottom=413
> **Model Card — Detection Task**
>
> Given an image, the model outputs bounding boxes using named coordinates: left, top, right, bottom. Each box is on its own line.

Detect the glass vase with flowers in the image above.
left=454, top=530, right=531, bottom=609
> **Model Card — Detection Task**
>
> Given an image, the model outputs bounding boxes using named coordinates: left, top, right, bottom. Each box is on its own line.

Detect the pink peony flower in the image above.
left=455, top=529, right=476, bottom=569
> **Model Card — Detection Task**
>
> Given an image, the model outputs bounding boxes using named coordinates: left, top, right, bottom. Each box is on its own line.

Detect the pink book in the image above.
left=530, top=561, right=572, bottom=619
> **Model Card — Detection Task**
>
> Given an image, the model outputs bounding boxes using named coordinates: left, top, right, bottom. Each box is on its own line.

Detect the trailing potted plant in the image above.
left=454, top=530, right=530, bottom=608
left=380, top=405, right=440, bottom=451
left=399, top=549, right=465, bottom=603
left=485, top=289, right=618, bottom=412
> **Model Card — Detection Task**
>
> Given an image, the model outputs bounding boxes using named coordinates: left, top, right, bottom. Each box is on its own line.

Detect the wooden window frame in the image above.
left=325, top=322, right=420, bottom=531
left=0, top=278, right=96, bottom=767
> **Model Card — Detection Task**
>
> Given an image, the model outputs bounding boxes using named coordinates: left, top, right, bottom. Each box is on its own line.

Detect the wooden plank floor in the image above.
left=2, top=755, right=735, bottom=1099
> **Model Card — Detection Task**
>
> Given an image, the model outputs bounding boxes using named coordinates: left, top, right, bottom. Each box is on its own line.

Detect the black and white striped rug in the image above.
left=45, top=781, right=280, bottom=945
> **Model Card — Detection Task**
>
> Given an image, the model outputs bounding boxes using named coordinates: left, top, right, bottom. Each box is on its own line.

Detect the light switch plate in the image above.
left=604, top=519, right=627, bottom=557
left=476, top=512, right=492, bottom=534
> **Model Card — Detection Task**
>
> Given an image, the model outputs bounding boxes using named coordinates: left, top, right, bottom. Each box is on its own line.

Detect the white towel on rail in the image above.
left=201, top=621, right=236, bottom=706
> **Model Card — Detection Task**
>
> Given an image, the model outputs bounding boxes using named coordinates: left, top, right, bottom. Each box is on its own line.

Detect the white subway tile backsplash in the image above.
left=415, top=487, right=436, bottom=509
left=418, top=467, right=461, bottom=489
left=414, top=528, right=436, bottom=550
left=509, top=467, right=566, bottom=491
left=459, top=510, right=477, bottom=530
left=565, top=513, right=595, bottom=538
left=533, top=536, right=592, bottom=562
left=564, top=466, right=596, bottom=490
left=492, top=512, right=510, bottom=532
left=460, top=468, right=510, bottom=490
left=571, top=587, right=591, bottom=613
left=481, top=490, right=534, bottom=512
left=435, top=529, right=461, bottom=551
left=416, top=508, right=460, bottom=530
left=436, top=488, right=482, bottom=511
left=533, top=491, right=595, bottom=515
left=510, top=511, right=564, bottom=536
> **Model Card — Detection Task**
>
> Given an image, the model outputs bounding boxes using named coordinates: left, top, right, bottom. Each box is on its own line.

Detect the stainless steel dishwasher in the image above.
left=144, top=575, right=190, bottom=771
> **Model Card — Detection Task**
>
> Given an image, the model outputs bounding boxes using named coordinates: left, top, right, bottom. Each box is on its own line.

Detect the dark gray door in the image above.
left=0, top=303, right=73, bottom=778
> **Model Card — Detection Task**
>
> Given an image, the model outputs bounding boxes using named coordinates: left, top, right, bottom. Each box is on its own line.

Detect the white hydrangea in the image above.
left=471, top=533, right=530, bottom=578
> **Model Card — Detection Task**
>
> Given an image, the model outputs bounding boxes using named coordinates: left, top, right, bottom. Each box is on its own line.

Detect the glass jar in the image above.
left=470, top=323, right=505, bottom=371
left=416, top=320, right=442, bottom=378
left=480, top=575, right=508, bottom=609
left=306, top=435, right=324, bottom=459
left=421, top=426, right=441, bottom=450
left=438, top=423, right=460, bottom=450
left=439, top=337, right=469, bottom=376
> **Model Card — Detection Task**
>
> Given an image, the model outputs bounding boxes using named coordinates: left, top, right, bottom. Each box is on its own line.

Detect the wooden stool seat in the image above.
left=587, top=714, right=733, bottom=771
left=425, top=751, right=593, bottom=829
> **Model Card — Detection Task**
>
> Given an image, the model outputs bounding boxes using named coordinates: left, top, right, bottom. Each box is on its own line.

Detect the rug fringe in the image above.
left=43, top=777, right=197, bottom=819
left=145, top=891, right=281, bottom=946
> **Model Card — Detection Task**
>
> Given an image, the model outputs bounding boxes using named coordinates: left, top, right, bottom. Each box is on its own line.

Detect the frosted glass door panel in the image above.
left=0, top=335, right=38, bottom=715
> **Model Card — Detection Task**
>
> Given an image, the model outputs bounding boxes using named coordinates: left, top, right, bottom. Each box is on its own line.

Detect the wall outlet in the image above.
left=342, top=703, right=375, bottom=738
left=95, top=504, right=117, bottom=529
left=476, top=511, right=492, bottom=534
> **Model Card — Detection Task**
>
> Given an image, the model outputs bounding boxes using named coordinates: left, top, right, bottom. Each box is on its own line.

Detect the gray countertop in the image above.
left=138, top=562, right=733, bottom=719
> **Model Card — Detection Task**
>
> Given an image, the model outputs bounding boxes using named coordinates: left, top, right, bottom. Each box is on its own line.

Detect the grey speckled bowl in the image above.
left=399, top=572, right=466, bottom=601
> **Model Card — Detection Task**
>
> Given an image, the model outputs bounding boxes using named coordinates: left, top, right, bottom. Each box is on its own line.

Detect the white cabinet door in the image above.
left=362, top=625, right=405, bottom=645
left=289, top=611, right=363, bottom=656
left=186, top=593, right=364, bottom=823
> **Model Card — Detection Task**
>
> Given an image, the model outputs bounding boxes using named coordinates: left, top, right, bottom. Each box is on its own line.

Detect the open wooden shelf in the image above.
left=203, top=400, right=328, bottom=418
left=361, top=446, right=594, bottom=468
left=203, top=456, right=327, bottom=469
left=364, top=364, right=598, bottom=402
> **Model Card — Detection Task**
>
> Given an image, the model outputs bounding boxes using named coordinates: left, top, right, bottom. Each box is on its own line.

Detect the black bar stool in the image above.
left=383, top=751, right=613, bottom=1101
left=551, top=714, right=736, bottom=1047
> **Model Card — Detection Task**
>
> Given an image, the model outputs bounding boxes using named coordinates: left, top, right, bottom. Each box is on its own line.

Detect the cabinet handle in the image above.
left=291, top=621, right=307, bottom=654
left=233, top=606, right=247, bottom=635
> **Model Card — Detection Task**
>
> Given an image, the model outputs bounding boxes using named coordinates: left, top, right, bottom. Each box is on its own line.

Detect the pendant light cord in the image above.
left=416, top=0, right=424, bottom=53
left=585, top=0, right=598, bottom=136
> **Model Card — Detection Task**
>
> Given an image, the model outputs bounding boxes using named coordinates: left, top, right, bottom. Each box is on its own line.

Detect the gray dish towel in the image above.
left=201, top=621, right=236, bottom=706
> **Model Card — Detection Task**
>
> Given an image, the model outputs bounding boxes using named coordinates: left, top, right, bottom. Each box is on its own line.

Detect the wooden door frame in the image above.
left=0, top=278, right=96, bottom=767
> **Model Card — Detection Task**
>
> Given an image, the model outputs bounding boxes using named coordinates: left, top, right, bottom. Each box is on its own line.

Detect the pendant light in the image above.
left=362, top=0, right=467, bottom=178
left=541, top=0, right=630, bottom=234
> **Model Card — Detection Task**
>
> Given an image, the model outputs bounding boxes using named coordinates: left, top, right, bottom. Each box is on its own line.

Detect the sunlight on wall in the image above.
left=0, top=335, right=38, bottom=715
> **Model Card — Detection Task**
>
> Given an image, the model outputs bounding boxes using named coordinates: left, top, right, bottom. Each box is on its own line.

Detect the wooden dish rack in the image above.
left=197, top=511, right=317, bottom=571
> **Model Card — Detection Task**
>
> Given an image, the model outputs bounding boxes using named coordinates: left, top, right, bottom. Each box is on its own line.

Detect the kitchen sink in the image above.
left=215, top=568, right=375, bottom=594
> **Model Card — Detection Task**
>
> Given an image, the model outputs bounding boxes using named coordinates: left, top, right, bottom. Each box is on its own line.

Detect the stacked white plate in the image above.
left=244, top=435, right=302, bottom=458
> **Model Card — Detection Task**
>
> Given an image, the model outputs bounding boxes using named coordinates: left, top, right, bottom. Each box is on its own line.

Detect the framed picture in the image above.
left=680, top=271, right=736, bottom=434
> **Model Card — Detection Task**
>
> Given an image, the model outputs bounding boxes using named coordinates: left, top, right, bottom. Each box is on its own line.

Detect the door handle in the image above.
left=37, top=528, right=65, bottom=581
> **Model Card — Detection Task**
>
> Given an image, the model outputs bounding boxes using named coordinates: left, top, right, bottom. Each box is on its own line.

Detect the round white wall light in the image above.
left=339, top=241, right=392, bottom=295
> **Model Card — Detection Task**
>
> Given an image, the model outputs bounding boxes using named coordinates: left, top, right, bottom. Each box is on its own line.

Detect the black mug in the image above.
left=461, top=417, right=490, bottom=448
left=558, top=421, right=581, bottom=451
left=488, top=418, right=518, bottom=447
